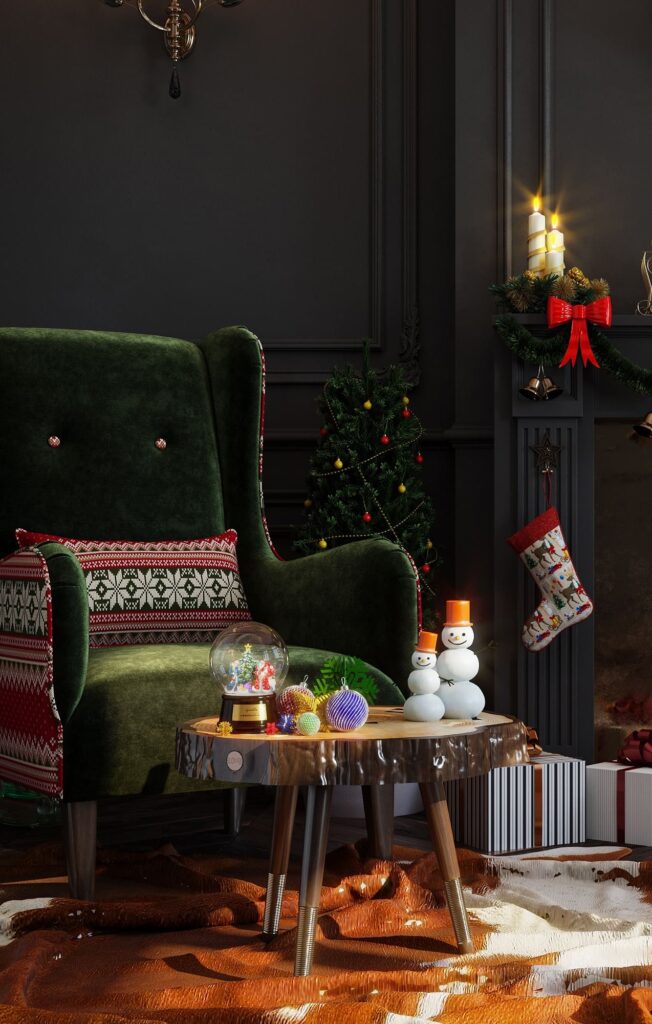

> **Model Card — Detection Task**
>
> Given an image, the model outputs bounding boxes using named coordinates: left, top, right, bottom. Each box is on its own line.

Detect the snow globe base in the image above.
left=219, top=693, right=278, bottom=734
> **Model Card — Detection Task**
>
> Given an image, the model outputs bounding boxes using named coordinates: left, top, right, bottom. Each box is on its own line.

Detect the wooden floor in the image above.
left=1, top=787, right=650, bottom=865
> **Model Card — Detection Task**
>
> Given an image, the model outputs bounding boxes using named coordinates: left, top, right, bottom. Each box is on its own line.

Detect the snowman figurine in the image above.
left=403, top=631, right=445, bottom=721
left=436, top=600, right=485, bottom=720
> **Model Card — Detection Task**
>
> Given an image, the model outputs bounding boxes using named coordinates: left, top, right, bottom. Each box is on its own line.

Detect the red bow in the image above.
left=547, top=295, right=612, bottom=368
left=618, top=729, right=652, bottom=767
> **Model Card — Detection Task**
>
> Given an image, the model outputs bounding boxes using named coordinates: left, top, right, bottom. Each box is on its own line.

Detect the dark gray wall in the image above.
left=2, top=0, right=459, bottom=602
left=6, top=1, right=648, bottom=720
left=487, top=0, right=652, bottom=755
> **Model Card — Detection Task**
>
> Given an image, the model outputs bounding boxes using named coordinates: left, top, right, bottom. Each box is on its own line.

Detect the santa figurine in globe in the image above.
left=403, top=631, right=445, bottom=721
left=436, top=601, right=485, bottom=719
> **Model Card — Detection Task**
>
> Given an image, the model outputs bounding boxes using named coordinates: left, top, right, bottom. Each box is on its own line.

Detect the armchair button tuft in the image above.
left=48, top=435, right=61, bottom=448
left=155, top=438, right=167, bottom=450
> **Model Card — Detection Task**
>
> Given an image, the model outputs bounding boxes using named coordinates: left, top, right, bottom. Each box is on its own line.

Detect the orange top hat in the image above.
left=415, top=630, right=438, bottom=653
left=444, top=600, right=472, bottom=627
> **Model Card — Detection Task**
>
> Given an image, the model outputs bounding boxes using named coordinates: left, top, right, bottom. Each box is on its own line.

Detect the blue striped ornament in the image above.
left=325, top=687, right=369, bottom=732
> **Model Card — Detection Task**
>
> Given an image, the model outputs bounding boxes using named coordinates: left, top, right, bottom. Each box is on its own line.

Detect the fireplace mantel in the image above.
left=493, top=314, right=652, bottom=761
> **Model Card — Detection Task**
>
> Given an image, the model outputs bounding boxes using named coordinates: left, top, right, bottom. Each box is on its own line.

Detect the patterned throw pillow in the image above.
left=15, top=529, right=251, bottom=648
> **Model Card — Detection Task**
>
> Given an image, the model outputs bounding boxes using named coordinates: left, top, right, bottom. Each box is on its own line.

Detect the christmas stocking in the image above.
left=507, top=507, right=593, bottom=652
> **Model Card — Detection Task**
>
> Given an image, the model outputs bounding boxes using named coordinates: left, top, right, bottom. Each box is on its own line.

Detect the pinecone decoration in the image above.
left=508, top=287, right=532, bottom=313
left=551, top=274, right=577, bottom=302
left=567, top=266, right=590, bottom=289
left=590, top=277, right=610, bottom=298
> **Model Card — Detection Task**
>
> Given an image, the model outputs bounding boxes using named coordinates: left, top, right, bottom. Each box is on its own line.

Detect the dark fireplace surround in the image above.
left=494, top=315, right=652, bottom=762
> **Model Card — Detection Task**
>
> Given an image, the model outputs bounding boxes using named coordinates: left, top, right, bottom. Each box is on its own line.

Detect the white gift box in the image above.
left=586, top=762, right=652, bottom=845
left=446, top=753, right=585, bottom=854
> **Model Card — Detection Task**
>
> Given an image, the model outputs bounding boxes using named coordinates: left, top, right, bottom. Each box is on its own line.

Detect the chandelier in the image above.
left=106, top=0, right=243, bottom=99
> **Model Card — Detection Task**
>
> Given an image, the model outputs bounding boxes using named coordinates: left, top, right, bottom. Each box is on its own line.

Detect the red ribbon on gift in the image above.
left=617, top=729, right=652, bottom=767
left=547, top=295, right=612, bottom=368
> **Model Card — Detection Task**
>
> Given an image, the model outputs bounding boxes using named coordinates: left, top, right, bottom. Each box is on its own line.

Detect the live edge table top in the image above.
left=176, top=708, right=528, bottom=788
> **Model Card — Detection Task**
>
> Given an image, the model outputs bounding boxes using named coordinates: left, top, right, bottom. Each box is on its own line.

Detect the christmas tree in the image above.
left=295, top=342, right=438, bottom=610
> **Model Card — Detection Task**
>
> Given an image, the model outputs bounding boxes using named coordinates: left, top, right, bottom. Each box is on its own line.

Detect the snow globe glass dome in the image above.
left=210, top=621, right=288, bottom=733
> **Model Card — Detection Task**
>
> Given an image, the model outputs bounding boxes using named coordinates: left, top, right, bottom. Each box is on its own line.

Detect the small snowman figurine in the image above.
left=403, top=631, right=445, bottom=721
left=436, top=600, right=485, bottom=720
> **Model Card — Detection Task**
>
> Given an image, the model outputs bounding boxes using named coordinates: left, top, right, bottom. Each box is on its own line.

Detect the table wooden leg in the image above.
left=419, top=780, right=474, bottom=954
left=262, top=785, right=298, bottom=941
left=294, top=785, right=332, bottom=977
left=362, top=783, right=394, bottom=860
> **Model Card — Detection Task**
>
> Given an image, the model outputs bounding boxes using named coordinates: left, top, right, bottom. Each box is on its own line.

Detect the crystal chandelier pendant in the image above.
left=169, top=63, right=181, bottom=99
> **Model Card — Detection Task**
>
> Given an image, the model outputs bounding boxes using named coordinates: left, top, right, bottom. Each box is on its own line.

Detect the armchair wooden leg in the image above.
left=294, top=785, right=332, bottom=977
left=224, top=786, right=246, bottom=836
left=64, top=800, right=97, bottom=901
left=361, top=783, right=394, bottom=860
left=419, top=780, right=474, bottom=954
left=262, top=785, right=298, bottom=941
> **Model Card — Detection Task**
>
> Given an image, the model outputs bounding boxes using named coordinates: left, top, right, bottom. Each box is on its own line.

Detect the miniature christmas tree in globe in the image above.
left=295, top=341, right=438, bottom=617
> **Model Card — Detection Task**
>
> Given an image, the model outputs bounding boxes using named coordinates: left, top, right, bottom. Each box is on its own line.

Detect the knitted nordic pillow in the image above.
left=16, top=529, right=251, bottom=648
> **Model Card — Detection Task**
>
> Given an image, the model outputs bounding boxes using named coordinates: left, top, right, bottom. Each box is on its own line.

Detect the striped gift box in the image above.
left=445, top=753, right=586, bottom=854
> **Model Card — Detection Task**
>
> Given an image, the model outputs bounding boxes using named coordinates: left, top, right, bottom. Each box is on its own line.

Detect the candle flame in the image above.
left=551, top=214, right=559, bottom=229
left=533, top=196, right=541, bottom=213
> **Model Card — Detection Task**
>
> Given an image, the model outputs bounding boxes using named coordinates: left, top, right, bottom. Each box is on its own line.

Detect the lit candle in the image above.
left=545, top=214, right=565, bottom=277
left=528, top=197, right=546, bottom=277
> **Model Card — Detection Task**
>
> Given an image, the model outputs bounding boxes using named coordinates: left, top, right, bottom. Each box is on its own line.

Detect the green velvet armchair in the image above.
left=0, top=326, right=418, bottom=897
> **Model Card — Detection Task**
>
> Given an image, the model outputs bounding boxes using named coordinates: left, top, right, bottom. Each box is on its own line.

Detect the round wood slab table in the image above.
left=176, top=707, right=527, bottom=976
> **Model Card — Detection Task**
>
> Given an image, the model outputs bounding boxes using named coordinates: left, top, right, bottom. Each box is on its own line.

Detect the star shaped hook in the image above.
left=529, top=430, right=562, bottom=474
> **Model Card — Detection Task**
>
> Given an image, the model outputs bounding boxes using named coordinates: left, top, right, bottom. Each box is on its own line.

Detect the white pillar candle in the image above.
left=545, top=215, right=565, bottom=277
left=528, top=198, right=546, bottom=277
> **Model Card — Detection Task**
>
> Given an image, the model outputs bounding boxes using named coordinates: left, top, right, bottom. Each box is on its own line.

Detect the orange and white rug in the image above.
left=1, top=841, right=651, bottom=1023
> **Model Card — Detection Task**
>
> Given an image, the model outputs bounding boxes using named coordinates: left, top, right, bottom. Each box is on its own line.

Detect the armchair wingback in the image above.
left=0, top=326, right=418, bottom=813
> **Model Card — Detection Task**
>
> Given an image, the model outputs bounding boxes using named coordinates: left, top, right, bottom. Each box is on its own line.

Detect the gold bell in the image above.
left=632, top=411, right=652, bottom=440
left=519, top=364, right=563, bottom=401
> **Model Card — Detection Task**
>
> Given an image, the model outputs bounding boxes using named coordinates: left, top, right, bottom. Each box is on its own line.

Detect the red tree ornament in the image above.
left=320, top=426, right=329, bottom=437
left=402, top=408, right=412, bottom=419
left=380, top=434, right=390, bottom=446
left=415, top=452, right=424, bottom=464
left=362, top=512, right=372, bottom=523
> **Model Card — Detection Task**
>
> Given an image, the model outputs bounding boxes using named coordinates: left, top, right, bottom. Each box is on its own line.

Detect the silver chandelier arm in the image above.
left=136, top=0, right=204, bottom=32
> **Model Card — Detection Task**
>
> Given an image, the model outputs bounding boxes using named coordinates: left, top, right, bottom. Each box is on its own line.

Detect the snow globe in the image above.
left=210, top=621, right=288, bottom=733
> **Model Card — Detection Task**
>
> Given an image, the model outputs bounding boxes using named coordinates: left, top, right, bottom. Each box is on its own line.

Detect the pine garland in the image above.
left=495, top=315, right=652, bottom=395
left=492, top=266, right=652, bottom=396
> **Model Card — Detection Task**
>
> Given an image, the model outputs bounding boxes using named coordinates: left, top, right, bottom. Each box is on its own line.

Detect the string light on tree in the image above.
left=295, top=340, right=439, bottom=619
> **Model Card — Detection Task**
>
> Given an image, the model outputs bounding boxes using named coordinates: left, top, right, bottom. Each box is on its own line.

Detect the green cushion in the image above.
left=0, top=328, right=225, bottom=558
left=63, top=644, right=404, bottom=801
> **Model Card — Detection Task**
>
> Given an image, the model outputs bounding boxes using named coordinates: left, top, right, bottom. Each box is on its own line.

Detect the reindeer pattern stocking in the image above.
left=508, top=507, right=593, bottom=652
